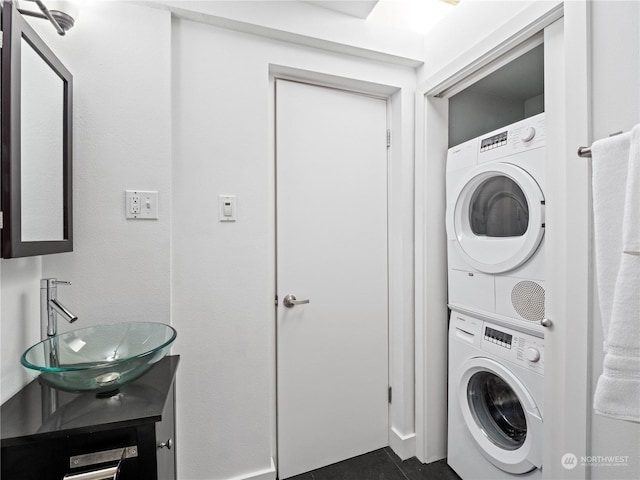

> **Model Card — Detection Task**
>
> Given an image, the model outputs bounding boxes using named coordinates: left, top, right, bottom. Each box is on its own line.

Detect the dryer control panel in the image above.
left=446, top=112, right=546, bottom=172
left=480, top=320, right=544, bottom=374
left=477, top=113, right=545, bottom=163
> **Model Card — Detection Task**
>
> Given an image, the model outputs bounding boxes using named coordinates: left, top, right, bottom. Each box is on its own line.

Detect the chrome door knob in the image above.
left=283, top=294, right=310, bottom=308
left=157, top=438, right=173, bottom=450
left=540, top=318, right=553, bottom=328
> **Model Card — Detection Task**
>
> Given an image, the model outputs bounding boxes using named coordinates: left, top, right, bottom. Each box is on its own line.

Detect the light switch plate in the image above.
left=126, top=190, right=158, bottom=219
left=219, top=195, right=236, bottom=222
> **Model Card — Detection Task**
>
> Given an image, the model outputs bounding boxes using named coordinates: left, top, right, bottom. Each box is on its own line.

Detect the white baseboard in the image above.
left=390, top=427, right=416, bottom=460
left=227, top=458, right=276, bottom=480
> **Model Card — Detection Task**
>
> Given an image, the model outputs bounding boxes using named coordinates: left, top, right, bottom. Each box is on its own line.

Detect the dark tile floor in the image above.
left=286, top=448, right=461, bottom=480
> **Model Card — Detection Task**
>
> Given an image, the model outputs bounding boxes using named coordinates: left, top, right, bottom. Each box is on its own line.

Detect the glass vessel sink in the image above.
left=21, top=322, right=176, bottom=394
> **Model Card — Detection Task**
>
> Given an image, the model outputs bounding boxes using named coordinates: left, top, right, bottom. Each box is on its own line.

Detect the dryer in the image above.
left=448, top=310, right=544, bottom=479
left=446, top=114, right=546, bottom=328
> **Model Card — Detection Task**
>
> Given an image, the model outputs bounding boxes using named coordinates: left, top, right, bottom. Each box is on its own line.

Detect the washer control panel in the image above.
left=484, top=325, right=513, bottom=348
left=480, top=320, right=544, bottom=374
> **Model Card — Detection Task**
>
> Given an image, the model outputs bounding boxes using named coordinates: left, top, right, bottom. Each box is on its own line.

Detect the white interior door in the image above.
left=275, top=79, right=389, bottom=479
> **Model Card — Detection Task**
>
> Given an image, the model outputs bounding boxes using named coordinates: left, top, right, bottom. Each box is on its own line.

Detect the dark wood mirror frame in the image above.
left=1, top=0, right=73, bottom=258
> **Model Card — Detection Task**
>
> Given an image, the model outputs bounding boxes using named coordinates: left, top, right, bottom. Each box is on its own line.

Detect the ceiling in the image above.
left=303, top=1, right=379, bottom=19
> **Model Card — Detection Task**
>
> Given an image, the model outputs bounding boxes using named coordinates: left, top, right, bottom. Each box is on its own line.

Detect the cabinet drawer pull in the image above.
left=157, top=438, right=173, bottom=450
left=69, top=446, right=137, bottom=469
left=66, top=445, right=133, bottom=480
left=63, top=465, right=119, bottom=480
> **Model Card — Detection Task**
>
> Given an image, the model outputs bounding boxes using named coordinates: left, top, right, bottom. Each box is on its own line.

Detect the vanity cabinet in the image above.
left=1, top=356, right=179, bottom=480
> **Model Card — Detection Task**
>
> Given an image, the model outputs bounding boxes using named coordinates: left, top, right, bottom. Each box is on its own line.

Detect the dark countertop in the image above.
left=1, top=355, right=179, bottom=447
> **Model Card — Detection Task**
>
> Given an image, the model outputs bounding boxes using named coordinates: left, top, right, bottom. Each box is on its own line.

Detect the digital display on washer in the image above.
left=480, top=131, right=508, bottom=152
left=484, top=326, right=513, bottom=348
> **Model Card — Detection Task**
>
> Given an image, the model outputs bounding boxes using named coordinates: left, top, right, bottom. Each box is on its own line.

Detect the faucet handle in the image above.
left=41, top=278, right=72, bottom=289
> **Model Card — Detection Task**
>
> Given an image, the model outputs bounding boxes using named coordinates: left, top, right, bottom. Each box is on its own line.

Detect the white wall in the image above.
left=589, top=1, right=640, bottom=479
left=159, top=0, right=424, bottom=66
left=171, top=17, right=416, bottom=479
left=1, top=3, right=417, bottom=479
left=0, top=258, right=41, bottom=402
left=0, top=1, right=172, bottom=398
left=419, top=0, right=550, bottom=82
left=37, top=2, right=172, bottom=328
left=0, top=0, right=46, bottom=404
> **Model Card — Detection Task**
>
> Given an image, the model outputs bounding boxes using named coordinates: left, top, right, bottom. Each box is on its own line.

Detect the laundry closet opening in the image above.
left=448, top=42, right=544, bottom=148
left=443, top=31, right=548, bottom=480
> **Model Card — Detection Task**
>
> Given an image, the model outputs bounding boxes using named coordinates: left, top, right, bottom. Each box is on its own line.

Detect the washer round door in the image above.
left=447, top=163, right=545, bottom=273
left=458, top=357, right=543, bottom=474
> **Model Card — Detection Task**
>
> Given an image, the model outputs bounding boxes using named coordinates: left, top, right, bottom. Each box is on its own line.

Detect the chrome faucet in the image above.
left=40, top=278, right=78, bottom=339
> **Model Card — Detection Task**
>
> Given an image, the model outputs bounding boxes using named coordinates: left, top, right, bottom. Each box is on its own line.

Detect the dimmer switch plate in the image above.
left=126, top=190, right=158, bottom=219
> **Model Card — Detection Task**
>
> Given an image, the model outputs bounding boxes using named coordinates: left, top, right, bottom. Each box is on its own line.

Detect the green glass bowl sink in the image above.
left=21, top=322, right=176, bottom=394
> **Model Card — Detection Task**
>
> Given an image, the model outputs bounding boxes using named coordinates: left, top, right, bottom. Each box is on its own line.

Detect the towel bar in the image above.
left=578, top=131, right=624, bottom=158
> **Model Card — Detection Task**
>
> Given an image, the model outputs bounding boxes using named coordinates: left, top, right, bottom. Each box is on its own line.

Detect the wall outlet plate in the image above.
left=126, top=190, right=158, bottom=219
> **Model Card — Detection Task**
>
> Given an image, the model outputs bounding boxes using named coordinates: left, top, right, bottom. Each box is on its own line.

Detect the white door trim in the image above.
left=269, top=64, right=416, bottom=466
left=542, top=5, right=592, bottom=478
left=418, top=2, right=564, bottom=97
left=415, top=2, right=591, bottom=471
left=414, top=91, right=449, bottom=463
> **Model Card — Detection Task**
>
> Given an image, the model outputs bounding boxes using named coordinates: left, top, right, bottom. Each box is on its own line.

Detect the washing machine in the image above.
left=446, top=113, right=546, bottom=329
left=448, top=310, right=544, bottom=479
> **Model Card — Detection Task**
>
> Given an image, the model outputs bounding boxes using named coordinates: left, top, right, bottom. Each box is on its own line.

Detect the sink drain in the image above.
left=96, top=372, right=121, bottom=385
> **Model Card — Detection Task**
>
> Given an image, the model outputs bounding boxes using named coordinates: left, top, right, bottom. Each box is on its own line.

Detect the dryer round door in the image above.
left=447, top=163, right=545, bottom=273
left=458, top=357, right=543, bottom=474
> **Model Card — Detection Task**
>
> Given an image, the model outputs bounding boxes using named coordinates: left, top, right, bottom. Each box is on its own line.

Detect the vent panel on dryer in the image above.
left=511, top=280, right=545, bottom=322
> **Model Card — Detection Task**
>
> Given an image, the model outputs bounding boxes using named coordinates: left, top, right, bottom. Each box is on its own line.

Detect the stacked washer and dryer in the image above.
left=445, top=113, right=547, bottom=479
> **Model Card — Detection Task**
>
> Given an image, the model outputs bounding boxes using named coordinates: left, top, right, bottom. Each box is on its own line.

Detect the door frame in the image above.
left=415, top=3, right=592, bottom=478
left=269, top=64, right=417, bottom=469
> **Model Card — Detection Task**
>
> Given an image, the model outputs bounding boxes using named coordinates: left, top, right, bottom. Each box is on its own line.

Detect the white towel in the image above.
left=593, top=125, right=640, bottom=423
left=622, top=126, right=640, bottom=256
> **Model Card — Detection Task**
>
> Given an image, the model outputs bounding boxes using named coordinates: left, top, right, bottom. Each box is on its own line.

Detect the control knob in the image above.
left=525, top=347, right=541, bottom=363
left=522, top=126, right=536, bottom=142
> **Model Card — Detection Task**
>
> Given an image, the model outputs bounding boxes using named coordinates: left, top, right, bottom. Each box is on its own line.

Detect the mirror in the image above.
left=1, top=0, right=73, bottom=258
left=21, top=36, right=65, bottom=241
